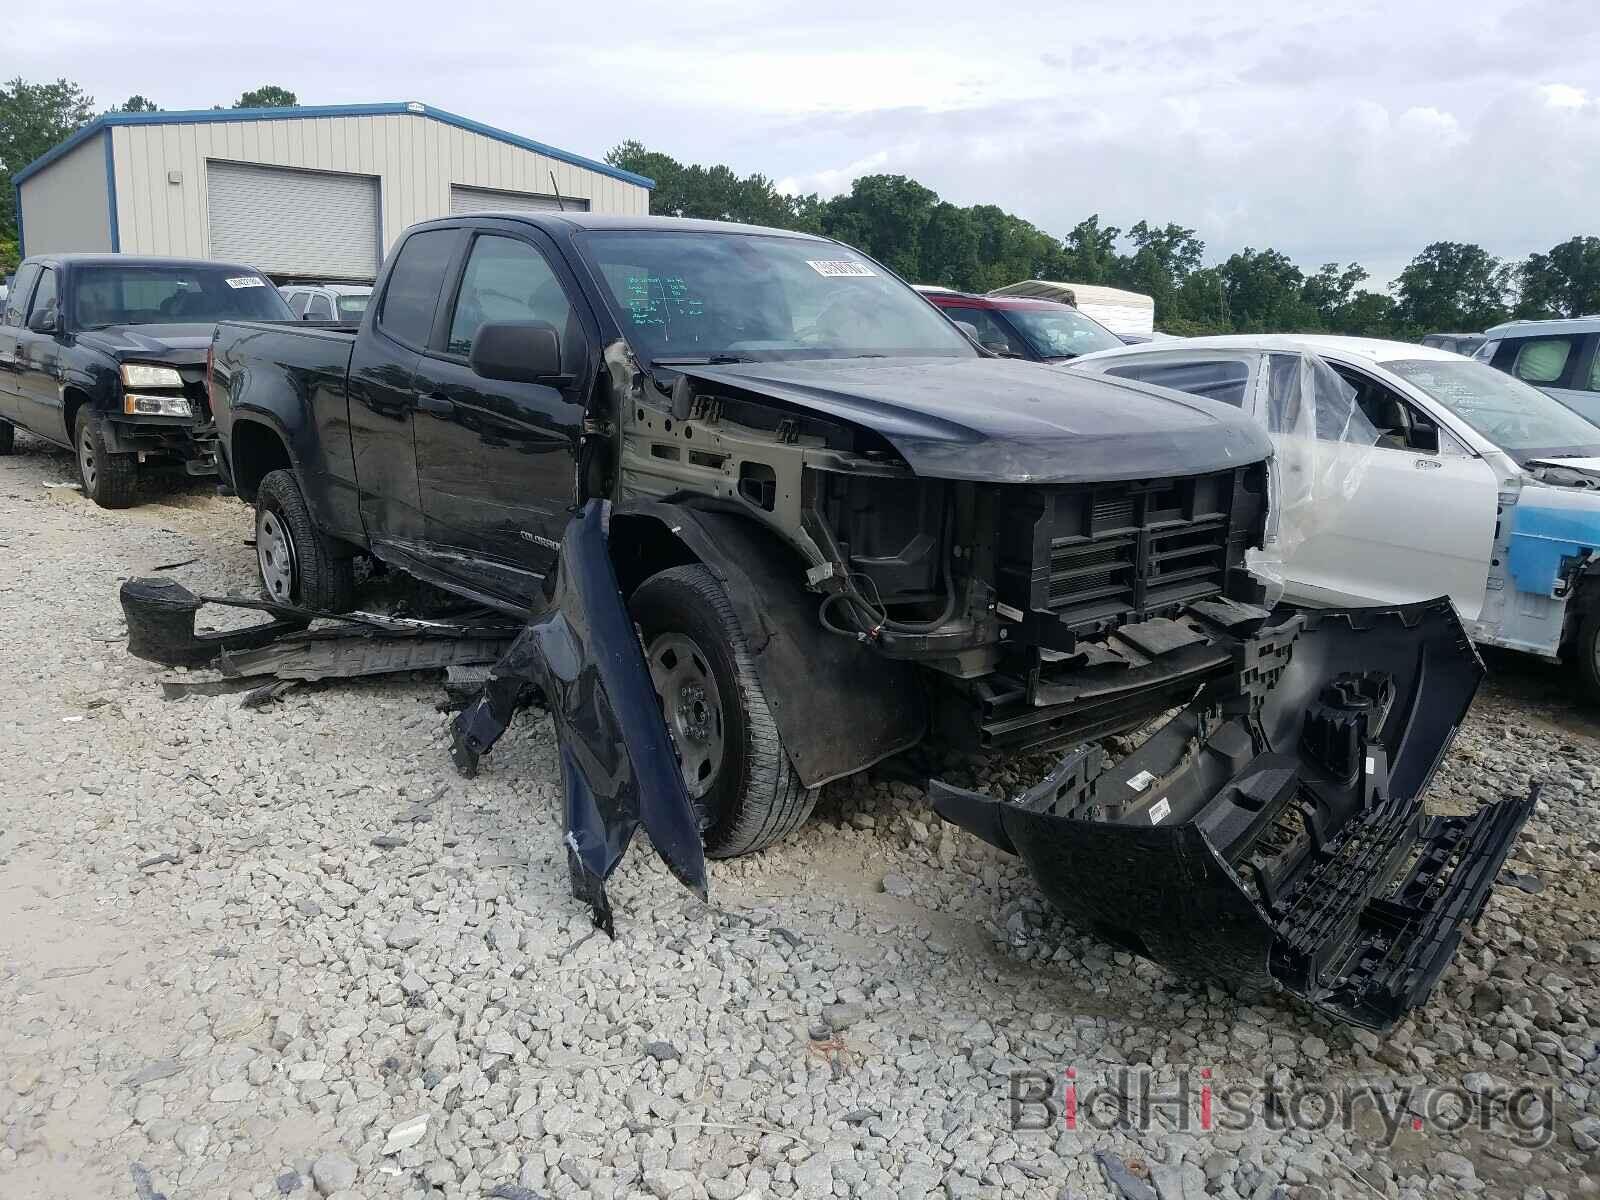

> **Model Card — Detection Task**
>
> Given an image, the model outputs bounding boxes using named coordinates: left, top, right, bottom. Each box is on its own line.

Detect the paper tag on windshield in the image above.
left=806, top=259, right=875, bottom=278
left=225, top=276, right=265, bottom=289
left=1148, top=797, right=1171, bottom=825
left=1126, top=769, right=1157, bottom=792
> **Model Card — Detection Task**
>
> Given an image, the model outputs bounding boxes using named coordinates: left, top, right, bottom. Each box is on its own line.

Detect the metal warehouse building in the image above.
left=12, top=101, right=653, bottom=281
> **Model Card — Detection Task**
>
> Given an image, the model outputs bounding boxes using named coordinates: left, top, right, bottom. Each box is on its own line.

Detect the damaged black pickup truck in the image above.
left=206, top=213, right=1531, bottom=1029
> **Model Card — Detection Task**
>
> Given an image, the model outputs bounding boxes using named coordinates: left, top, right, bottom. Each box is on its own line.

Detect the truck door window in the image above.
left=445, top=235, right=574, bottom=362
left=306, top=295, right=334, bottom=320
left=943, top=307, right=1026, bottom=356
left=286, top=291, right=310, bottom=317
left=3, top=264, right=40, bottom=326
left=1103, top=358, right=1251, bottom=407
left=1510, top=336, right=1576, bottom=385
left=377, top=230, right=458, bottom=349
left=27, top=269, right=59, bottom=328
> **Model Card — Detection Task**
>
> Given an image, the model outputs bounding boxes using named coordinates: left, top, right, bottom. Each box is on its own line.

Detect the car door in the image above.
left=0, top=263, right=41, bottom=422
left=346, top=227, right=465, bottom=551
left=1288, top=359, right=1497, bottom=619
left=410, top=228, right=594, bottom=601
left=14, top=266, right=67, bottom=441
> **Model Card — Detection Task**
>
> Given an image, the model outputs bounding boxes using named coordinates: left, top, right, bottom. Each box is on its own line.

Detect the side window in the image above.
left=4, top=264, right=41, bottom=327
left=286, top=291, right=310, bottom=317
left=1510, top=336, right=1577, bottom=385
left=944, top=306, right=1026, bottom=356
left=306, top=295, right=334, bottom=320
left=1104, top=357, right=1251, bottom=407
left=378, top=229, right=459, bottom=348
left=27, top=269, right=59, bottom=328
left=1331, top=367, right=1441, bottom=454
left=446, top=235, right=574, bottom=359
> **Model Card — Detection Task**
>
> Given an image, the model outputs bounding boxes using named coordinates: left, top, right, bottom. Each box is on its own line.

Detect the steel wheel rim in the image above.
left=78, top=426, right=96, bottom=491
left=646, top=631, right=725, bottom=800
left=256, top=509, right=297, bottom=603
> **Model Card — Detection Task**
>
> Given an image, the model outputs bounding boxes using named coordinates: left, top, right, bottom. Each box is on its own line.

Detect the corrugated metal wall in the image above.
left=108, top=113, right=649, bottom=261
left=17, top=132, right=112, bottom=255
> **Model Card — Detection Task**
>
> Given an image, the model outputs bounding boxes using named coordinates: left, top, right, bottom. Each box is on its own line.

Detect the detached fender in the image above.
left=613, top=499, right=927, bottom=787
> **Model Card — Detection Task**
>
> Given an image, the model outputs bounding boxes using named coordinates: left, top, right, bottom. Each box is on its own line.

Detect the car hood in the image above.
left=679, top=357, right=1270, bottom=484
left=77, top=324, right=220, bottom=367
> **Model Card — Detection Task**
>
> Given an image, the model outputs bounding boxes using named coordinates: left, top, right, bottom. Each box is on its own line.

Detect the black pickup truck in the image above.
left=209, top=212, right=1530, bottom=1028
left=0, top=254, right=292, bottom=506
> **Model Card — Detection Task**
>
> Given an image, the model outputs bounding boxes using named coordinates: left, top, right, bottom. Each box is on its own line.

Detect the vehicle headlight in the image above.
left=121, top=363, right=185, bottom=389
left=124, top=394, right=193, bottom=417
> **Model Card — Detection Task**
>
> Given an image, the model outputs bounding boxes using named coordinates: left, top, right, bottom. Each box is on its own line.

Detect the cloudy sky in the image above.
left=15, top=0, right=1600, bottom=286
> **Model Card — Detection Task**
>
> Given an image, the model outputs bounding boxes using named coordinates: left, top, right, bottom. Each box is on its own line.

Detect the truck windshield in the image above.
left=1384, top=358, right=1600, bottom=460
left=578, top=231, right=975, bottom=362
left=1005, top=306, right=1124, bottom=359
left=72, top=264, right=293, bottom=329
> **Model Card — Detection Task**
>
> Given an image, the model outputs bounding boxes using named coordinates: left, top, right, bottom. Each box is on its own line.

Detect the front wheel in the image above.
left=75, top=410, right=137, bottom=508
left=255, top=468, right=354, bottom=611
left=1576, top=608, right=1600, bottom=705
left=629, top=565, right=818, bottom=858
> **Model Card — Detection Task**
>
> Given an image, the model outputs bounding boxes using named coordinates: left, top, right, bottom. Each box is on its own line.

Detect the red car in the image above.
left=919, top=289, right=1127, bottom=361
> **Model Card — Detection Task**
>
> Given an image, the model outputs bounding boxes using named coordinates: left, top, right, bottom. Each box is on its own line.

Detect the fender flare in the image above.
left=612, top=499, right=927, bottom=787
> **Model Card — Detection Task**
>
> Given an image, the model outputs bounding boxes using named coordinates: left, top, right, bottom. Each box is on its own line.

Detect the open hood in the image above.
left=679, top=356, right=1271, bottom=485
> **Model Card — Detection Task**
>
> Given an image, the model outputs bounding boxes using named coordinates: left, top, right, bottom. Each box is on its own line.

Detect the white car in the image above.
left=1071, top=335, right=1600, bottom=695
left=278, top=283, right=371, bottom=322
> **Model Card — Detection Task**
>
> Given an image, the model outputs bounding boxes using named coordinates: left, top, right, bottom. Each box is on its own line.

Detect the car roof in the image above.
left=426, top=211, right=835, bottom=241
left=923, top=291, right=1070, bottom=312
left=1483, top=315, right=1600, bottom=338
left=1073, top=333, right=1467, bottom=366
left=23, top=253, right=266, bottom=272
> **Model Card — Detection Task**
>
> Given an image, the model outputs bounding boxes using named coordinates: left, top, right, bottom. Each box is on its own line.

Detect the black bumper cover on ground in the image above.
left=930, top=599, right=1533, bottom=1031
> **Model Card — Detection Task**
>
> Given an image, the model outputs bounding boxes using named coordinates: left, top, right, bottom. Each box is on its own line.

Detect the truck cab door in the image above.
left=1283, top=364, right=1497, bottom=619
left=0, top=263, right=42, bottom=423
left=409, top=229, right=594, bottom=608
left=15, top=266, right=66, bottom=440
left=346, top=228, right=464, bottom=551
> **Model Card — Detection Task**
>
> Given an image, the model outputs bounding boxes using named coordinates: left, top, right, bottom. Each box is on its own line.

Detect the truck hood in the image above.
left=76, top=324, right=219, bottom=367
left=679, top=356, right=1271, bottom=484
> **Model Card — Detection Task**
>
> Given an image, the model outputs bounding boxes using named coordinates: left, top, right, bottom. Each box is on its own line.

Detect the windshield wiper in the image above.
left=649, top=354, right=753, bottom=368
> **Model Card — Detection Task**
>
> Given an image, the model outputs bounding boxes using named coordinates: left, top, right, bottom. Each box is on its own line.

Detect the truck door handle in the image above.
left=1415, top=458, right=1442, bottom=470
left=416, top=393, right=455, bottom=417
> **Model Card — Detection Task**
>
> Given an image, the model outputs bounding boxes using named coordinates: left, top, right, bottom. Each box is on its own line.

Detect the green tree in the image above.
left=1394, top=241, right=1511, bottom=335
left=818, top=175, right=939, bottom=280
left=112, top=95, right=160, bottom=113
left=0, top=76, right=96, bottom=243
left=1336, top=291, right=1399, bottom=337
left=1301, top=261, right=1368, bottom=328
left=0, top=237, right=19, bottom=275
left=1121, top=221, right=1204, bottom=318
left=1061, top=215, right=1122, bottom=284
left=1517, top=236, right=1600, bottom=319
left=1220, top=247, right=1313, bottom=331
left=234, top=85, right=297, bottom=109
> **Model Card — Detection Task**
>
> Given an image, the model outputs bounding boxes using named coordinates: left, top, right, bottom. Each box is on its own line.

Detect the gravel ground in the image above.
left=1, top=430, right=1598, bottom=1200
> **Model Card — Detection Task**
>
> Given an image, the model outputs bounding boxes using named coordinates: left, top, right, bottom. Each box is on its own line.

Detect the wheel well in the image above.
left=230, top=420, right=293, bottom=503
left=62, top=388, right=91, bottom=444
left=608, top=512, right=701, bottom=598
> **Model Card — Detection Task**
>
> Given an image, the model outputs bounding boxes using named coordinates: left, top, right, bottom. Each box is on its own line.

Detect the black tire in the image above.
left=629, top=564, right=818, bottom=858
left=75, top=410, right=137, bottom=508
left=255, top=468, right=354, bottom=612
left=0, top=420, right=13, bottom=455
left=1576, top=609, right=1600, bottom=705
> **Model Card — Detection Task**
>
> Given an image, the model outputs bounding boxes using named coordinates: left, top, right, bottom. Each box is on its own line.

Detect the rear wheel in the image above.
left=255, top=468, right=354, bottom=611
left=629, top=565, right=818, bottom=858
left=75, top=410, right=137, bottom=508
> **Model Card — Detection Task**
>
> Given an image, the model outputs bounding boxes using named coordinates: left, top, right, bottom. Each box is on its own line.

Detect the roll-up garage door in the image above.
left=449, top=184, right=589, bottom=215
left=207, top=161, right=380, bottom=279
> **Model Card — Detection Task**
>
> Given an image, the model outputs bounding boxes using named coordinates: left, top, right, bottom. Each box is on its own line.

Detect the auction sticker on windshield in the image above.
left=225, top=276, right=266, bottom=289
left=807, top=260, right=876, bottom=277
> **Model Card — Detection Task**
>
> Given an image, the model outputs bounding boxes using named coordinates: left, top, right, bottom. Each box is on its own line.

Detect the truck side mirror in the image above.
left=27, top=307, right=60, bottom=335
left=469, top=320, right=563, bottom=384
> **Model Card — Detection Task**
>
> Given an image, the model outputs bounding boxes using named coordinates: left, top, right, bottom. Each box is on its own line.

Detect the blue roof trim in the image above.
left=12, top=102, right=654, bottom=190
left=103, top=129, right=120, bottom=252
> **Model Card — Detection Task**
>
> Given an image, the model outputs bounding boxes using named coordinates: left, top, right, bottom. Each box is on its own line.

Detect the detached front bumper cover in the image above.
left=932, top=599, right=1531, bottom=1031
